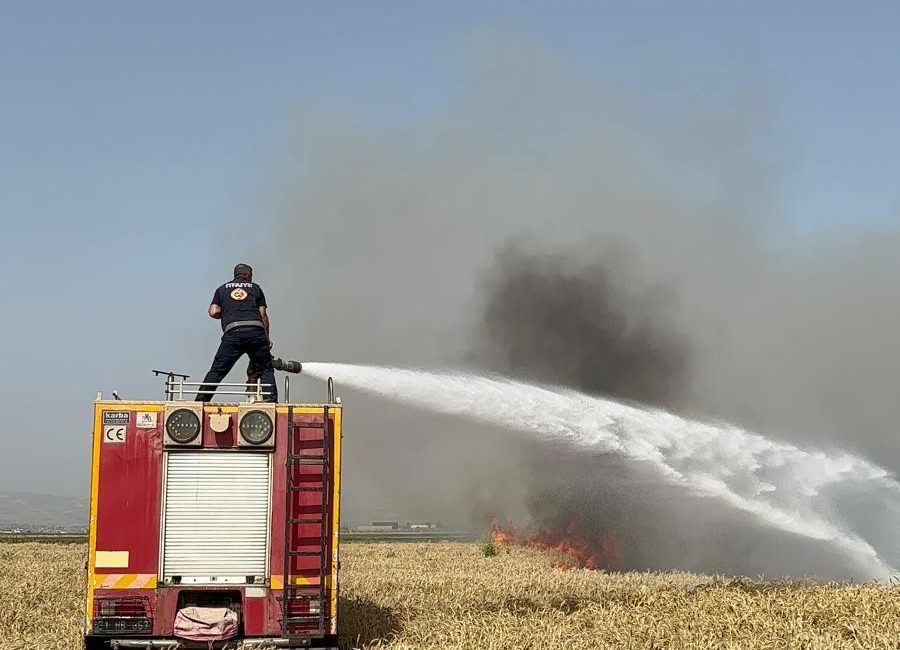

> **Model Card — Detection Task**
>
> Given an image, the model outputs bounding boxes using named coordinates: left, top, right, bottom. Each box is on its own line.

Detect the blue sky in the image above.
left=1, top=1, right=898, bottom=496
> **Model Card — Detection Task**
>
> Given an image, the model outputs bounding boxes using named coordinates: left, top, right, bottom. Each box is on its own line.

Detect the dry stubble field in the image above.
left=0, top=542, right=898, bottom=650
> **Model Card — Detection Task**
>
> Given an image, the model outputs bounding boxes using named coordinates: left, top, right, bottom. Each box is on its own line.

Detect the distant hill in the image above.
left=0, top=492, right=87, bottom=529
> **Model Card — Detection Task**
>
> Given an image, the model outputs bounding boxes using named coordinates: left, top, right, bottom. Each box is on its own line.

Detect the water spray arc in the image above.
left=303, top=362, right=899, bottom=579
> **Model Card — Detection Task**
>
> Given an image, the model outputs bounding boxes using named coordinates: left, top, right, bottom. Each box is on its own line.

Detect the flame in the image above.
left=489, top=519, right=621, bottom=570
left=527, top=523, right=622, bottom=570
left=490, top=520, right=518, bottom=546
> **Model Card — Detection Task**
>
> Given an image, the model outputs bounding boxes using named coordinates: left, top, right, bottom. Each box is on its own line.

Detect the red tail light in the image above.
left=94, top=596, right=150, bottom=618
left=285, top=597, right=321, bottom=616
left=92, top=596, right=153, bottom=635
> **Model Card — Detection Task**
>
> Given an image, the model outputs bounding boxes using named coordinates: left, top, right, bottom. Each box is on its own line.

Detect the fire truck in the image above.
left=84, top=367, right=342, bottom=649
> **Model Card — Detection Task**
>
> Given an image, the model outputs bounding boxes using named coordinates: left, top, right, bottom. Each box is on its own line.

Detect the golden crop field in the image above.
left=0, top=542, right=898, bottom=650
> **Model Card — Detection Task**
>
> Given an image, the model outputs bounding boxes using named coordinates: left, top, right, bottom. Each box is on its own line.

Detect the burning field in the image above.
left=1, top=542, right=898, bottom=649
left=490, top=521, right=623, bottom=571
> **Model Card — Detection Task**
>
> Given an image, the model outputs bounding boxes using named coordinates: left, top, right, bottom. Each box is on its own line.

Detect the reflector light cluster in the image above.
left=239, top=409, right=273, bottom=444
left=93, top=596, right=152, bottom=635
left=165, top=409, right=201, bottom=443
left=284, top=597, right=321, bottom=615
left=94, top=595, right=150, bottom=617
left=237, top=404, right=276, bottom=448
left=163, top=403, right=204, bottom=447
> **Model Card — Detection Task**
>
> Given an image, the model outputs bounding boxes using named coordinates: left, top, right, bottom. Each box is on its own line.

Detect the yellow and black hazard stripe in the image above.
left=270, top=574, right=332, bottom=589
left=92, top=574, right=157, bottom=589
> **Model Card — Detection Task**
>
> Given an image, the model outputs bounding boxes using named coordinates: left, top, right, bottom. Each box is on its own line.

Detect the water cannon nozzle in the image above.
left=273, top=358, right=302, bottom=374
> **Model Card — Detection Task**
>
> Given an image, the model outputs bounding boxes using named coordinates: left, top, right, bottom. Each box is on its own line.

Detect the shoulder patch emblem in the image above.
left=230, top=288, right=248, bottom=301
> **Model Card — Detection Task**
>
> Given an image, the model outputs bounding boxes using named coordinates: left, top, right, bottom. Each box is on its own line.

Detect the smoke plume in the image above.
left=475, top=245, right=689, bottom=408
left=255, top=31, right=900, bottom=577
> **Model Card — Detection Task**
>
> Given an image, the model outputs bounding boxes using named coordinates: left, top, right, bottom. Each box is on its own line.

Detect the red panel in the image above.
left=96, top=409, right=162, bottom=576
left=243, top=591, right=267, bottom=634
left=264, top=591, right=282, bottom=635
left=153, top=588, right=178, bottom=635
left=202, top=411, right=237, bottom=448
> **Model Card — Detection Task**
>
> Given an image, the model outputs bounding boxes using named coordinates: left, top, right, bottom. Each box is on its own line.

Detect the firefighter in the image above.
left=196, top=263, right=278, bottom=402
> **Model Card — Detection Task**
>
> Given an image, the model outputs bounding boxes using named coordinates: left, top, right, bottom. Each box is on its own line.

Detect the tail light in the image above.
left=285, top=597, right=321, bottom=616
left=92, top=596, right=152, bottom=635
left=283, top=595, right=323, bottom=635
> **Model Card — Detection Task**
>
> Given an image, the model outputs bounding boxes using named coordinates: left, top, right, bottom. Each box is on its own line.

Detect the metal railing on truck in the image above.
left=153, top=370, right=274, bottom=401
left=151, top=364, right=319, bottom=403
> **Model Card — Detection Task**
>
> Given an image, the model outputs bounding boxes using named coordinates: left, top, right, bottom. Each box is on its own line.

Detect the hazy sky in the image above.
left=1, top=1, right=899, bottom=496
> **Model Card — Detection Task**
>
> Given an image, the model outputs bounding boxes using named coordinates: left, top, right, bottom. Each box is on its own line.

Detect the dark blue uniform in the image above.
left=197, top=278, right=277, bottom=402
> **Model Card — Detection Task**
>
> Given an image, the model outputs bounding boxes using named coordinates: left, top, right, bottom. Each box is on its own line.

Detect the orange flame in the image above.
left=490, top=520, right=518, bottom=546
left=489, top=519, right=621, bottom=570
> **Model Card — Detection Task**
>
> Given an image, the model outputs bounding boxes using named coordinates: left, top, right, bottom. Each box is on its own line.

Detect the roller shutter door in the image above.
left=162, top=452, right=271, bottom=583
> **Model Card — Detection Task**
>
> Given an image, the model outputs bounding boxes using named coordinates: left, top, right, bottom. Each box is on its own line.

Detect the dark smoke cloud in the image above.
left=252, top=30, right=900, bottom=577
left=475, top=245, right=689, bottom=408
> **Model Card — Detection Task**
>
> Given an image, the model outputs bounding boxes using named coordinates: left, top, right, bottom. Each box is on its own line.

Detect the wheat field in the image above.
left=0, top=542, right=897, bottom=650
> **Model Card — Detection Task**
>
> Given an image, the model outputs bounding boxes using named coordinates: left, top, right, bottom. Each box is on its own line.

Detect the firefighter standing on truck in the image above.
left=197, top=263, right=278, bottom=402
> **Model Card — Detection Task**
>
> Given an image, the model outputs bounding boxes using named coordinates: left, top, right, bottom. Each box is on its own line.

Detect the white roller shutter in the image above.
left=162, top=451, right=271, bottom=584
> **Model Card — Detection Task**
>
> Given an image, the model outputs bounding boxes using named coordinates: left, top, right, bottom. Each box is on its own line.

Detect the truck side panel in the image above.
left=87, top=403, right=164, bottom=631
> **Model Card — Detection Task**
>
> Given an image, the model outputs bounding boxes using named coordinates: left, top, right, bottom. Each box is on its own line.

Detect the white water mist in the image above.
left=304, top=362, right=899, bottom=579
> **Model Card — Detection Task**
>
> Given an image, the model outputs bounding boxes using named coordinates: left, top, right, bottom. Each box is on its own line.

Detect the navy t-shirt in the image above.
left=212, top=278, right=267, bottom=331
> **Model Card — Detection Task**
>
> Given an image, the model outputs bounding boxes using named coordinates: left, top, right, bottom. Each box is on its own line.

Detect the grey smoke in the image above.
left=474, top=245, right=689, bottom=408
left=256, top=32, right=900, bottom=576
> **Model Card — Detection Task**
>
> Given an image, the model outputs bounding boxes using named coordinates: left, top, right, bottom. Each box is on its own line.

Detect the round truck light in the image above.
left=240, top=410, right=273, bottom=444
left=165, top=409, right=201, bottom=444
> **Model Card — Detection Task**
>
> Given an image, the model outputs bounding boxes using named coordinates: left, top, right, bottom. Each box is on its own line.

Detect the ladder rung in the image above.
left=288, top=485, right=325, bottom=491
left=289, top=421, right=325, bottom=429
left=288, top=456, right=326, bottom=464
left=283, top=597, right=321, bottom=604
left=283, top=615, right=322, bottom=622
left=289, top=518, right=324, bottom=524
left=287, top=550, right=323, bottom=556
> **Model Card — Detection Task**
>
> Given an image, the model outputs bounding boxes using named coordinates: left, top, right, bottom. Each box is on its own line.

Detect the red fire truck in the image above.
left=84, top=371, right=342, bottom=649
